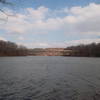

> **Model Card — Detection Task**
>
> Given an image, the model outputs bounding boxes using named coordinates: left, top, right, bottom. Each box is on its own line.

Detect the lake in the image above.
left=0, top=56, right=100, bottom=100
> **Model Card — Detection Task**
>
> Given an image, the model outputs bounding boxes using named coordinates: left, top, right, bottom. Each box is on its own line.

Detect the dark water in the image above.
left=0, top=57, right=100, bottom=100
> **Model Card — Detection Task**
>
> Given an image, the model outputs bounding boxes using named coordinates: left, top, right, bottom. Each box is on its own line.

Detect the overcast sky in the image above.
left=0, top=0, right=100, bottom=48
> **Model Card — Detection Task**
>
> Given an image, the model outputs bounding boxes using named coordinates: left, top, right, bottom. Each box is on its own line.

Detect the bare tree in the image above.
left=64, top=43, right=100, bottom=57
left=0, top=40, right=28, bottom=56
left=0, top=0, right=13, bottom=23
left=0, top=0, right=12, bottom=5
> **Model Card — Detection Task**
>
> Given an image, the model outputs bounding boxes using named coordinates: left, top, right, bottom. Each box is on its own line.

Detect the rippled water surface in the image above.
left=0, top=56, right=100, bottom=100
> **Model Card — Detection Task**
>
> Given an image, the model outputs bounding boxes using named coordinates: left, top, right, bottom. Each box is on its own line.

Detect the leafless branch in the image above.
left=0, top=0, right=14, bottom=23
left=0, top=0, right=12, bottom=5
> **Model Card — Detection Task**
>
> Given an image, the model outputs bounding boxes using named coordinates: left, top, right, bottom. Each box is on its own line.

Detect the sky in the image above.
left=0, top=0, right=100, bottom=48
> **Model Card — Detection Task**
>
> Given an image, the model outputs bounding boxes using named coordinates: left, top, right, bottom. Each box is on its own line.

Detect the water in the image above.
left=0, top=56, right=100, bottom=100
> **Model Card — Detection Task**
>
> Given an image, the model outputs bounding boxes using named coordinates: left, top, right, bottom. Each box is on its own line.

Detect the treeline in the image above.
left=0, top=40, right=100, bottom=57
left=64, top=43, right=100, bottom=57
left=0, top=40, right=28, bottom=56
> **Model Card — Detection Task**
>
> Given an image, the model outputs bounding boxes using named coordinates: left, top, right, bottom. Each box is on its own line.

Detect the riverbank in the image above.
left=0, top=40, right=100, bottom=57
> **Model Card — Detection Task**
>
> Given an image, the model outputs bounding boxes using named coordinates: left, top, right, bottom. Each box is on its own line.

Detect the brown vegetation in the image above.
left=0, top=40, right=100, bottom=57
left=64, top=43, right=100, bottom=57
left=28, top=48, right=72, bottom=56
left=0, top=40, right=28, bottom=56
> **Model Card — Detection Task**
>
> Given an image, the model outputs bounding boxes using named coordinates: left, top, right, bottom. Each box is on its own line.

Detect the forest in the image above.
left=0, top=40, right=100, bottom=57
left=0, top=40, right=28, bottom=56
left=65, top=43, right=100, bottom=57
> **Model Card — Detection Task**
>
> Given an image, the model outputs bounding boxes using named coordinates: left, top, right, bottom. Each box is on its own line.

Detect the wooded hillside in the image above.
left=0, top=40, right=28, bottom=56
